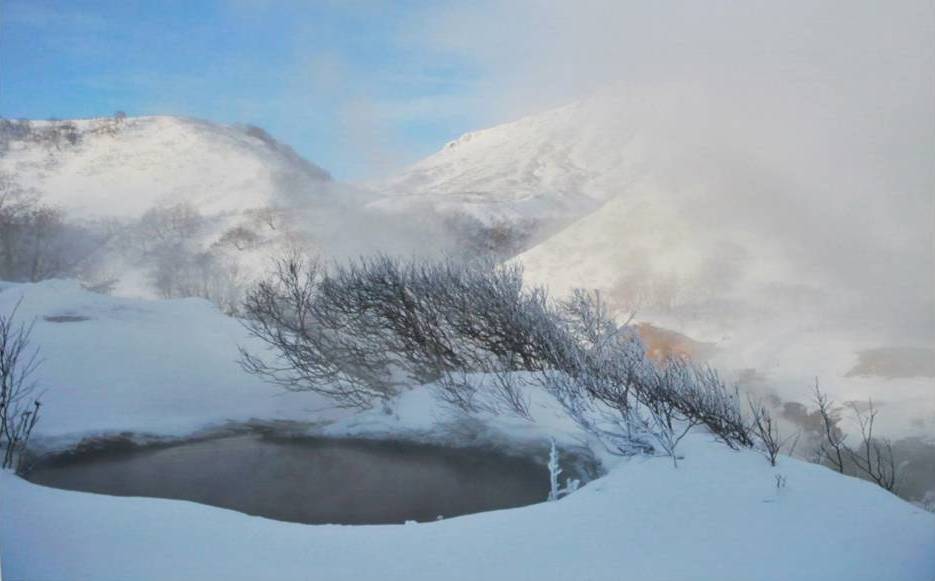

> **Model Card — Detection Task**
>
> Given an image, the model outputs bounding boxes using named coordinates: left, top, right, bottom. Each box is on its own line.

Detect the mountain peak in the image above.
left=1, top=115, right=330, bottom=219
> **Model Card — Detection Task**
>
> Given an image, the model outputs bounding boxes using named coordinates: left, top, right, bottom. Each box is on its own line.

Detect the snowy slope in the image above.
left=368, top=96, right=647, bottom=232
left=0, top=116, right=332, bottom=219
left=374, top=89, right=935, bottom=440
left=0, top=116, right=397, bottom=300
left=1, top=280, right=933, bottom=581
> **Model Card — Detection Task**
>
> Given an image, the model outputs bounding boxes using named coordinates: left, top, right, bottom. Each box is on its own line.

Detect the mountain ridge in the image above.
left=0, top=114, right=333, bottom=220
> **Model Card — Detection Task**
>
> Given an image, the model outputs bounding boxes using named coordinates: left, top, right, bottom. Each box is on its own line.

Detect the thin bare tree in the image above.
left=813, top=381, right=901, bottom=492
left=0, top=300, right=42, bottom=470
left=847, top=399, right=899, bottom=492
left=813, top=380, right=847, bottom=473
left=747, top=397, right=798, bottom=466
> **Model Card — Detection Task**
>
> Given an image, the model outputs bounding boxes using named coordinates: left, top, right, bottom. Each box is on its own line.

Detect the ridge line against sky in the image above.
left=1, top=0, right=933, bottom=183
left=1, top=0, right=498, bottom=180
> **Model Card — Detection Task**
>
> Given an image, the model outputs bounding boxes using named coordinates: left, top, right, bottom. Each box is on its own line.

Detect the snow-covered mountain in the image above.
left=367, top=97, right=655, bottom=254
left=0, top=115, right=505, bottom=299
left=377, top=90, right=935, bottom=439
left=4, top=102, right=932, bottom=435
left=0, top=115, right=333, bottom=219
left=1, top=106, right=933, bottom=580
left=0, top=116, right=382, bottom=302
left=370, top=99, right=642, bottom=223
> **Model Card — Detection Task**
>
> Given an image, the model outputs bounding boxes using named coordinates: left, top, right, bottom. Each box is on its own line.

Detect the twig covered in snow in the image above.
left=547, top=438, right=579, bottom=501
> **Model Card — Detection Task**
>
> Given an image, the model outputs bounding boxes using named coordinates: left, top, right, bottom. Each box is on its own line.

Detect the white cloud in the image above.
left=398, top=0, right=935, bottom=338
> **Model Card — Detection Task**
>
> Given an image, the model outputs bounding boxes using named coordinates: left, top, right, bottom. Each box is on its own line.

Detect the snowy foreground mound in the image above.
left=1, top=281, right=933, bottom=581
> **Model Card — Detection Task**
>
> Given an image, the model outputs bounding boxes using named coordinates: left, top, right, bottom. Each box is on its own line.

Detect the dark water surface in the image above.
left=25, top=435, right=556, bottom=524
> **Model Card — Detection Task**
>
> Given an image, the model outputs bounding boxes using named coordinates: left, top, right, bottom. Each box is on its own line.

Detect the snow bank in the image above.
left=3, top=436, right=933, bottom=581
left=0, top=280, right=340, bottom=449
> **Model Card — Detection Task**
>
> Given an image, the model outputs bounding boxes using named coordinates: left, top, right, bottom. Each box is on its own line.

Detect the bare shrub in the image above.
left=0, top=119, right=82, bottom=151
left=239, top=255, right=391, bottom=409
left=813, top=382, right=902, bottom=492
left=136, top=203, right=246, bottom=313
left=216, top=226, right=261, bottom=251
left=137, top=203, right=202, bottom=254
left=747, top=397, right=798, bottom=466
left=0, top=174, right=106, bottom=283
left=441, top=211, right=540, bottom=259
left=241, top=254, right=755, bottom=467
left=240, top=254, right=551, bottom=410
left=0, top=300, right=42, bottom=470
left=696, top=372, right=750, bottom=446
left=847, top=399, right=900, bottom=492
left=813, top=381, right=847, bottom=473
left=488, top=290, right=752, bottom=459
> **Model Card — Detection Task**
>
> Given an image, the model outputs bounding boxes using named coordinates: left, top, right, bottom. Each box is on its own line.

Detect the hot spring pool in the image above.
left=24, top=434, right=582, bottom=525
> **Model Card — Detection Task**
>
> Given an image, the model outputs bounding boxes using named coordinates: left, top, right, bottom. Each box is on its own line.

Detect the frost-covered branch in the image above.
left=547, top=438, right=580, bottom=501
left=240, top=253, right=755, bottom=461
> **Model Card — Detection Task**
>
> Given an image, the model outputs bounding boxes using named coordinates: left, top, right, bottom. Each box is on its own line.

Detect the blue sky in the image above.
left=4, top=0, right=932, bottom=183
left=0, top=0, right=487, bottom=179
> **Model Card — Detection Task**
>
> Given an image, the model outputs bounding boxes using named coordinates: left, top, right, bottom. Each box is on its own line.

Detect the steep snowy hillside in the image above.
left=0, top=116, right=393, bottom=302
left=0, top=115, right=490, bottom=300
left=368, top=97, right=653, bottom=254
left=375, top=89, right=934, bottom=442
left=0, top=116, right=332, bottom=219
left=371, top=99, right=643, bottom=222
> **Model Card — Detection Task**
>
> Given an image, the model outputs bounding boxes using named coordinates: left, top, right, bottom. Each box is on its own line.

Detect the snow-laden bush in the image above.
left=240, top=254, right=754, bottom=458
left=529, top=290, right=752, bottom=458
left=240, top=254, right=547, bottom=409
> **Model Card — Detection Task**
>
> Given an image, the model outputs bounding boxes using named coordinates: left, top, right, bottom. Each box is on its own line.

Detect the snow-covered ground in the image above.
left=0, top=280, right=340, bottom=447
left=2, top=280, right=933, bottom=581
left=5, top=435, right=933, bottom=581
